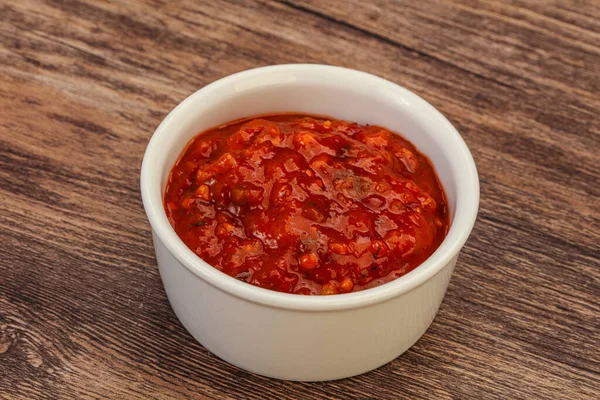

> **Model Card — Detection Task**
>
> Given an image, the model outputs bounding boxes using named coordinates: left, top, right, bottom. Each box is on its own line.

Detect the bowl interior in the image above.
left=142, top=65, right=479, bottom=310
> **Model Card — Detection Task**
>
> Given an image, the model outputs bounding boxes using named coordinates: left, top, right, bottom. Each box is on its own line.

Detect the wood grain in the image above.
left=1, top=0, right=598, bottom=399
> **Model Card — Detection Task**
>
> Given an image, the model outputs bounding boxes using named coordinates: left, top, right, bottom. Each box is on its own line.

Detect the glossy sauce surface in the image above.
left=164, top=115, right=449, bottom=295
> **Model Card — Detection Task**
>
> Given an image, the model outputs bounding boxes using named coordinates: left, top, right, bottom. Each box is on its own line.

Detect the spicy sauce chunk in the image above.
left=164, top=115, right=449, bottom=295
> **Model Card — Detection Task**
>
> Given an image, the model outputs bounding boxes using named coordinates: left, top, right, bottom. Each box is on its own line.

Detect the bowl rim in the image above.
left=140, top=64, right=479, bottom=311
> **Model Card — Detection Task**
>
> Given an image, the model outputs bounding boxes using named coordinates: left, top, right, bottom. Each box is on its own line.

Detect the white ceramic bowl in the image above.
left=141, top=64, right=479, bottom=381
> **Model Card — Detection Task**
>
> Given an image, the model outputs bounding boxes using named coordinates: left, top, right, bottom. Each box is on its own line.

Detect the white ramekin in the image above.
left=140, top=64, right=479, bottom=381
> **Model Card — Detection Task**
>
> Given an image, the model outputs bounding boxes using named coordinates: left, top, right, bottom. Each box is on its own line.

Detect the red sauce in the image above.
left=164, top=114, right=449, bottom=295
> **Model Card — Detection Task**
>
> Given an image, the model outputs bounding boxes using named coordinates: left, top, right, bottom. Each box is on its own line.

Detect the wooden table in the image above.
left=1, top=1, right=598, bottom=398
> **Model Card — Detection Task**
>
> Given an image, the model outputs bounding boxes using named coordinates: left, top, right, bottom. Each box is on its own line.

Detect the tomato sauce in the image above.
left=164, top=114, right=449, bottom=295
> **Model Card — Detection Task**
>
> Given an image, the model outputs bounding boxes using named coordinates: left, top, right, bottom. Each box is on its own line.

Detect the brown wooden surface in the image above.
left=1, top=0, right=599, bottom=398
